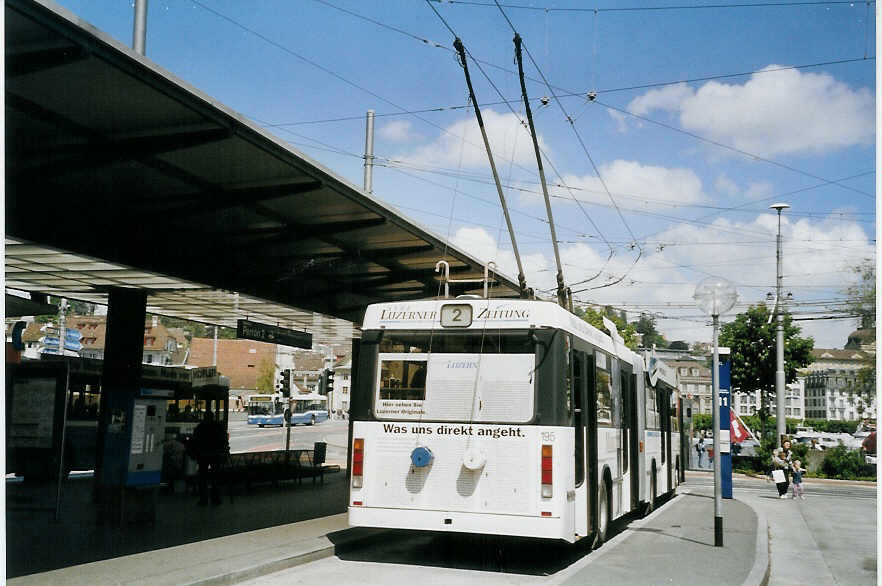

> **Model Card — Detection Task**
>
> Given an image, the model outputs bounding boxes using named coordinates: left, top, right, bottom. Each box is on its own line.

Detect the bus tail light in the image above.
left=352, top=438, right=364, bottom=488
left=541, top=444, right=553, bottom=498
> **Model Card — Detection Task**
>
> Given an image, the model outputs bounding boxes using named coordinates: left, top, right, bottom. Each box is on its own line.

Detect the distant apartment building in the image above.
left=670, top=359, right=713, bottom=415
left=329, top=360, right=352, bottom=417
left=188, top=337, right=277, bottom=408
left=732, top=380, right=804, bottom=420
left=803, top=345, right=875, bottom=421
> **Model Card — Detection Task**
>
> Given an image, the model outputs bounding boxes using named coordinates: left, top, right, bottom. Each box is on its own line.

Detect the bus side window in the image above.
left=659, top=388, right=666, bottom=463
left=621, top=371, right=629, bottom=473
left=565, top=335, right=572, bottom=415
left=595, top=353, right=611, bottom=426
left=573, top=349, right=585, bottom=485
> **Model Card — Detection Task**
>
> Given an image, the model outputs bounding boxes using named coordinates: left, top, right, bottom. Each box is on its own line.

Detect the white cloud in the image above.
left=449, top=211, right=873, bottom=349
left=393, top=110, right=548, bottom=169
left=450, top=226, right=550, bottom=289
left=379, top=120, right=417, bottom=142
left=622, top=66, right=875, bottom=157
left=714, top=174, right=739, bottom=196
left=744, top=181, right=774, bottom=200
left=628, top=82, right=693, bottom=117
left=552, top=159, right=707, bottom=209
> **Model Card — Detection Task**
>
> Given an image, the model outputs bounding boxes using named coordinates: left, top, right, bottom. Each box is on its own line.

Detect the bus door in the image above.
left=678, top=395, right=686, bottom=483
left=667, top=389, right=675, bottom=487
left=587, top=351, right=599, bottom=542
left=626, top=372, right=639, bottom=511
left=660, top=388, right=672, bottom=491
left=572, top=349, right=588, bottom=537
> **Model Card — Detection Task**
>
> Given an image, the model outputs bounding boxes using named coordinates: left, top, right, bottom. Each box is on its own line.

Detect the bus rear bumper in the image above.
left=348, top=506, right=575, bottom=542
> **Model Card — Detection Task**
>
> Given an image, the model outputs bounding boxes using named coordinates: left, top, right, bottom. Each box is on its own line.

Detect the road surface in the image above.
left=228, top=413, right=349, bottom=465
left=237, top=473, right=876, bottom=585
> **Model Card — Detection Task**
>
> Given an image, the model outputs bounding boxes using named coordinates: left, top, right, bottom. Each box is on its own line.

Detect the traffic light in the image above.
left=279, top=369, right=291, bottom=397
left=318, top=369, right=328, bottom=395
left=326, top=369, right=335, bottom=394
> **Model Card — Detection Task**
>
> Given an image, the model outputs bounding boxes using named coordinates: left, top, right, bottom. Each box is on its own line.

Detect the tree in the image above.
left=573, top=305, right=638, bottom=350
left=255, top=357, right=276, bottom=393
left=845, top=260, right=875, bottom=329
left=719, top=304, right=813, bottom=443
left=842, top=261, right=875, bottom=418
left=635, top=314, right=668, bottom=348
left=669, top=340, right=689, bottom=351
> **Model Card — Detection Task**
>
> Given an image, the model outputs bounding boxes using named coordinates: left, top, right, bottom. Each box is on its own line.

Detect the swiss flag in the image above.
left=730, top=410, right=750, bottom=444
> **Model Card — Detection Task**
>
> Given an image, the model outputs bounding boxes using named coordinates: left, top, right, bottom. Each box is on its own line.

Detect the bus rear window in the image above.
left=380, top=359, right=427, bottom=401
left=372, top=331, right=535, bottom=423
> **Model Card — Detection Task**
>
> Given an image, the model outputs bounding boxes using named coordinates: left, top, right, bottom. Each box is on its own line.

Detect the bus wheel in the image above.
left=258, top=424, right=264, bottom=428
left=309, top=415, right=316, bottom=426
left=594, top=480, right=609, bottom=549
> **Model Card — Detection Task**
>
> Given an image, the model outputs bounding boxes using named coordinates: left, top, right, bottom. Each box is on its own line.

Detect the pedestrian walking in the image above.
left=790, top=459, right=806, bottom=499
left=190, top=410, right=228, bottom=506
left=696, top=436, right=706, bottom=468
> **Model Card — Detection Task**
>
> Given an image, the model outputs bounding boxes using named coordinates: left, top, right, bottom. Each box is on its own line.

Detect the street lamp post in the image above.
left=694, top=277, right=738, bottom=547
left=770, top=203, right=790, bottom=447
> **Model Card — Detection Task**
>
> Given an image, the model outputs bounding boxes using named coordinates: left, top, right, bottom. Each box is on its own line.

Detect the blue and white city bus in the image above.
left=247, top=393, right=329, bottom=427
left=246, top=393, right=284, bottom=427
left=289, top=393, right=329, bottom=426
left=348, top=297, right=682, bottom=546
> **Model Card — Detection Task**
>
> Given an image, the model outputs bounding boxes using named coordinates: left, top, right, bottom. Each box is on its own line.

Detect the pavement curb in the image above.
left=740, top=498, right=770, bottom=586
left=193, top=539, right=338, bottom=586
left=191, top=527, right=387, bottom=586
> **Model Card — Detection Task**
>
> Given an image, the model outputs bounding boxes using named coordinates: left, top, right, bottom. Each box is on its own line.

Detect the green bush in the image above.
left=790, top=442, right=809, bottom=463
left=801, top=419, right=860, bottom=434
left=693, top=414, right=712, bottom=433
left=820, top=445, right=875, bottom=479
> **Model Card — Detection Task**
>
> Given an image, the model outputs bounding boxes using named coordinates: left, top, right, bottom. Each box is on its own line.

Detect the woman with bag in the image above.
left=771, top=448, right=790, bottom=498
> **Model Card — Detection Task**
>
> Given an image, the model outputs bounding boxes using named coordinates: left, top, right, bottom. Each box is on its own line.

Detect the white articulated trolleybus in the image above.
left=348, top=295, right=683, bottom=545
left=643, top=349, right=684, bottom=506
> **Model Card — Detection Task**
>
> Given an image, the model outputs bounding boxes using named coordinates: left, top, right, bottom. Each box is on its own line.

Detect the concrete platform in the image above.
left=7, top=470, right=769, bottom=585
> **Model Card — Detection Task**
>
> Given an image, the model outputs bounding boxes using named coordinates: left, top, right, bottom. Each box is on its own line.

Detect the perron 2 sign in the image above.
left=236, top=319, right=312, bottom=349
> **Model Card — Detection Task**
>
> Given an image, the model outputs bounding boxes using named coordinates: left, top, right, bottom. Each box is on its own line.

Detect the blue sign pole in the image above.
left=717, top=359, right=733, bottom=499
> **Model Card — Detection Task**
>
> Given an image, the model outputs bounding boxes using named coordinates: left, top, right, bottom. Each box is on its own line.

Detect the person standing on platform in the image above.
left=191, top=410, right=228, bottom=506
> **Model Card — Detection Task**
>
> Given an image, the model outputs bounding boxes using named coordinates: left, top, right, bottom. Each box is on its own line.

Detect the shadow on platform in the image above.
left=6, top=470, right=348, bottom=579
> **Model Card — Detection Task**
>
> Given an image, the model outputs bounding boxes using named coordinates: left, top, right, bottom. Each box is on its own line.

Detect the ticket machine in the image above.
left=102, top=390, right=168, bottom=487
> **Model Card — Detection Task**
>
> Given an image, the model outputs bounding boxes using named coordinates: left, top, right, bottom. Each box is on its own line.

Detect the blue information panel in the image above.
left=716, top=360, right=733, bottom=499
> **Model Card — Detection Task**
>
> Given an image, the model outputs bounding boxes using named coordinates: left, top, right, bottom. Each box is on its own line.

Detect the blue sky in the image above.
left=55, top=0, right=876, bottom=347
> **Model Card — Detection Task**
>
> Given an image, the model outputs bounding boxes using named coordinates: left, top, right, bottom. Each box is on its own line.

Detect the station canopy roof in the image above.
left=4, top=0, right=521, bottom=346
